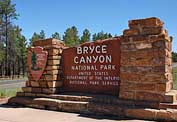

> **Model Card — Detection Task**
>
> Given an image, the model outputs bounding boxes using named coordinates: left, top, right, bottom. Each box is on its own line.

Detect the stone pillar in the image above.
left=22, top=38, right=66, bottom=95
left=119, top=17, right=173, bottom=102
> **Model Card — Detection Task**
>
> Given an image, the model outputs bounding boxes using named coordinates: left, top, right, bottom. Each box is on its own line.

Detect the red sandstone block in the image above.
left=24, top=92, right=36, bottom=97
left=30, top=81, right=40, bottom=87
left=42, top=88, right=59, bottom=94
left=156, top=110, right=174, bottom=121
left=152, top=40, right=171, bottom=50
left=120, top=72, right=140, bottom=81
left=156, top=82, right=173, bottom=93
left=33, top=98, right=59, bottom=107
left=120, top=82, right=156, bottom=91
left=135, top=91, right=165, bottom=102
left=43, top=45, right=65, bottom=50
left=47, top=70, right=61, bottom=75
left=140, top=27, right=164, bottom=35
left=121, top=42, right=153, bottom=52
left=123, top=29, right=139, bottom=36
left=125, top=108, right=157, bottom=120
left=159, top=103, right=177, bottom=109
left=119, top=91, right=135, bottom=100
left=38, top=81, right=48, bottom=88
left=31, top=87, right=42, bottom=93
left=121, top=57, right=171, bottom=67
left=33, top=38, right=65, bottom=47
left=121, top=34, right=169, bottom=46
left=60, top=101, right=88, bottom=113
left=43, top=70, right=61, bottom=75
left=22, top=87, right=32, bottom=92
left=120, top=66, right=169, bottom=78
left=45, top=66, right=60, bottom=71
left=41, top=74, right=59, bottom=81
left=120, top=73, right=169, bottom=84
left=48, top=55, right=61, bottom=60
left=88, top=103, right=124, bottom=116
left=47, top=60, right=61, bottom=66
left=162, top=90, right=177, bottom=103
left=121, top=47, right=169, bottom=59
left=47, top=81, right=63, bottom=88
left=165, top=65, right=172, bottom=73
left=129, top=17, right=164, bottom=29
left=47, top=106, right=58, bottom=111
left=8, top=97, right=33, bottom=105
left=48, top=49, right=63, bottom=56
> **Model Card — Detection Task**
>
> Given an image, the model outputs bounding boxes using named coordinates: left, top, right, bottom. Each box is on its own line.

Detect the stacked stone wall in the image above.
left=22, top=38, right=66, bottom=94
left=119, top=17, right=173, bottom=102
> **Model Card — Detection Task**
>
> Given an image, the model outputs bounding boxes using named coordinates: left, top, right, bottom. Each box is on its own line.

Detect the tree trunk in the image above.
left=5, top=15, right=8, bottom=76
left=18, top=56, right=21, bottom=78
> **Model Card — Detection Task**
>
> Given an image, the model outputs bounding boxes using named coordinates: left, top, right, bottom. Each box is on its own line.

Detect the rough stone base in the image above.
left=8, top=92, right=177, bottom=121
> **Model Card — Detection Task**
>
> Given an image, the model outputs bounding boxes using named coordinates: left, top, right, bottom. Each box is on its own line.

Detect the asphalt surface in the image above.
left=0, top=79, right=26, bottom=89
left=0, top=104, right=154, bottom=122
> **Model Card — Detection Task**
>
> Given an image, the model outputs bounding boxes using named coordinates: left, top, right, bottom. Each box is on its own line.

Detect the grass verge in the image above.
left=173, top=67, right=177, bottom=89
left=0, top=88, right=21, bottom=98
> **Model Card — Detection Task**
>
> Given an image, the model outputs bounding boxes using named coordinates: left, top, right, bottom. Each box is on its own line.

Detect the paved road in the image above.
left=0, top=79, right=26, bottom=89
left=0, top=104, right=154, bottom=122
left=173, top=62, right=177, bottom=68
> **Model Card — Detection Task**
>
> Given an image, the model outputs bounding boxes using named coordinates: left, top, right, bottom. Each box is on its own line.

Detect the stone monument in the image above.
left=8, top=17, right=177, bottom=121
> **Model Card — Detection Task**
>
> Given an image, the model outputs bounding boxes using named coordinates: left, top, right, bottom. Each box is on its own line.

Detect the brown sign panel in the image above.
left=27, top=46, right=48, bottom=81
left=62, top=38, right=121, bottom=95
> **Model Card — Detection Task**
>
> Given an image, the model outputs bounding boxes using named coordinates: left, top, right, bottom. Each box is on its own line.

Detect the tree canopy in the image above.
left=0, top=0, right=27, bottom=77
left=51, top=32, right=61, bottom=40
left=63, top=26, right=80, bottom=47
left=92, top=31, right=112, bottom=41
left=29, top=30, right=46, bottom=46
left=80, top=29, right=91, bottom=44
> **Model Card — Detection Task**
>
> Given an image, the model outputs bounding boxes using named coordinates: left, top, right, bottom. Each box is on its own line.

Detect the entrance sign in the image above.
left=27, top=46, right=48, bottom=81
left=62, top=39, right=121, bottom=95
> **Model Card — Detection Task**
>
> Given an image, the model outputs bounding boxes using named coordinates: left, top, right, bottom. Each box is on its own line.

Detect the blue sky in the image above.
left=12, top=0, right=177, bottom=51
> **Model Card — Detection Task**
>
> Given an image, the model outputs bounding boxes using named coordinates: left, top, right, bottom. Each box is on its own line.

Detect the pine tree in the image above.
left=92, top=31, right=112, bottom=41
left=51, top=32, right=61, bottom=40
left=80, top=29, right=90, bottom=44
left=39, top=30, right=45, bottom=39
left=92, top=33, right=97, bottom=41
left=63, top=26, right=80, bottom=47
left=29, top=30, right=46, bottom=46
left=0, top=0, right=18, bottom=76
left=0, top=41, right=5, bottom=62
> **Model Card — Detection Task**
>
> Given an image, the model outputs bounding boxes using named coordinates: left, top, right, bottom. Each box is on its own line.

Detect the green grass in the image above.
left=173, top=67, right=177, bottom=89
left=0, top=88, right=21, bottom=98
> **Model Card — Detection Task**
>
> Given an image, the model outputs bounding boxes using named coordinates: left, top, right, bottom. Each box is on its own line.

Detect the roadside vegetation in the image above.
left=173, top=67, right=177, bottom=89
left=0, top=88, right=21, bottom=98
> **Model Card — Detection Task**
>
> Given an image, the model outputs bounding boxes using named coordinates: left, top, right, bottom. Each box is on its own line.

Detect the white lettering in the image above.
left=95, top=45, right=101, bottom=53
left=77, top=47, right=82, bottom=54
left=80, top=56, right=86, bottom=63
left=83, top=46, right=89, bottom=54
left=102, top=45, right=107, bottom=53
left=76, top=45, right=108, bottom=54
left=89, top=46, right=95, bottom=54
left=74, top=57, right=78, bottom=64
